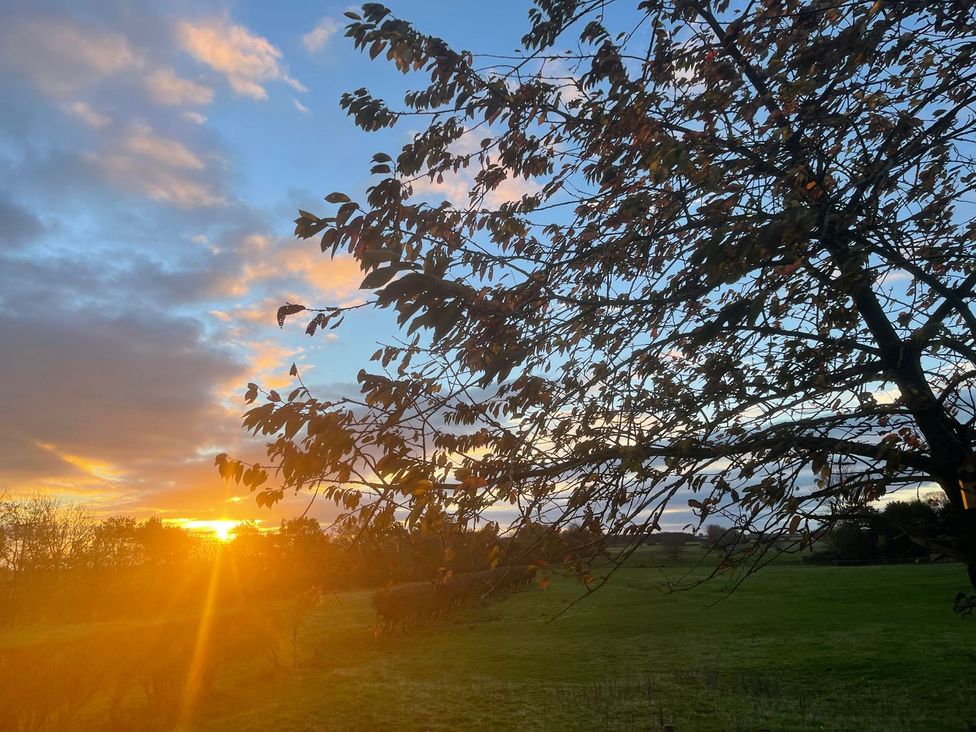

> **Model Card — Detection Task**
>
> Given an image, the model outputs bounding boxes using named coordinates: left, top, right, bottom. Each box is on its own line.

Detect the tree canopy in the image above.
left=219, top=0, right=976, bottom=593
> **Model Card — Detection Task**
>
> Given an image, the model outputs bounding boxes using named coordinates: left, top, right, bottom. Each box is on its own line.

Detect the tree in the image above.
left=704, top=523, right=742, bottom=550
left=657, top=532, right=688, bottom=561
left=0, top=494, right=93, bottom=576
left=825, top=514, right=879, bottom=562
left=221, top=1, right=976, bottom=596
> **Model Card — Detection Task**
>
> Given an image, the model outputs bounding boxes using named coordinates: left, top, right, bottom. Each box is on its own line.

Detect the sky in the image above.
left=0, top=0, right=942, bottom=540
left=0, top=0, right=536, bottom=531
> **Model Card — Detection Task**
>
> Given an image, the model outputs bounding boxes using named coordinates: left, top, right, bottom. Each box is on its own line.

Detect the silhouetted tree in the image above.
left=221, top=1, right=976, bottom=593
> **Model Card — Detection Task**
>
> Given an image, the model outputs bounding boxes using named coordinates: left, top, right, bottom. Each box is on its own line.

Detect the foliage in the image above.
left=225, top=1, right=976, bottom=590
left=818, top=494, right=960, bottom=562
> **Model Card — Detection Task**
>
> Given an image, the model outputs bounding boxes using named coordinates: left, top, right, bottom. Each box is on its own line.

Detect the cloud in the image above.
left=0, top=308, right=245, bottom=500
left=124, top=124, right=205, bottom=169
left=178, top=18, right=305, bottom=100
left=63, top=100, right=111, bottom=128
left=90, top=124, right=223, bottom=207
left=146, top=67, right=213, bottom=106
left=410, top=174, right=471, bottom=205
left=0, top=6, right=390, bottom=520
left=408, top=171, right=542, bottom=208
left=484, top=175, right=542, bottom=207
left=302, top=18, right=339, bottom=53
left=293, top=98, right=310, bottom=114
left=94, top=155, right=221, bottom=207
left=243, top=339, right=300, bottom=389
left=539, top=58, right=583, bottom=105
left=214, top=234, right=364, bottom=305
left=0, top=195, right=43, bottom=249
left=1, top=17, right=141, bottom=96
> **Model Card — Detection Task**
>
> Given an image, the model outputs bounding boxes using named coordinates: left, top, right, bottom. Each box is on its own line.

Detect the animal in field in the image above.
left=372, top=565, right=537, bottom=635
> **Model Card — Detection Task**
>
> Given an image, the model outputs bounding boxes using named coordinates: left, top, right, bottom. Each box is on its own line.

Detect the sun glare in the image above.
left=211, top=521, right=235, bottom=542
left=174, top=519, right=240, bottom=542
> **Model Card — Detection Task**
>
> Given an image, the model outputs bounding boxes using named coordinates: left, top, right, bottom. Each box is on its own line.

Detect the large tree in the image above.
left=220, top=0, right=976, bottom=594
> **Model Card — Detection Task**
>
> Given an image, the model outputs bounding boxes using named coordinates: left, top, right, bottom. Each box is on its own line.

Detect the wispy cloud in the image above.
left=302, top=18, right=340, bottom=53
left=409, top=171, right=542, bottom=208
left=178, top=18, right=305, bottom=100
left=146, top=67, right=213, bottom=106
left=63, top=100, right=111, bottom=128
left=1, top=18, right=141, bottom=96
left=91, top=124, right=223, bottom=207
left=124, top=124, right=205, bottom=169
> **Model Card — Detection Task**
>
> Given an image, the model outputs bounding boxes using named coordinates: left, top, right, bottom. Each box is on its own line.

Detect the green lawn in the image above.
left=25, top=549, right=976, bottom=730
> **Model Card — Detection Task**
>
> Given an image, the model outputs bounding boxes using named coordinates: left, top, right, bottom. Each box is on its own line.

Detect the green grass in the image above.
left=20, top=549, right=976, bottom=730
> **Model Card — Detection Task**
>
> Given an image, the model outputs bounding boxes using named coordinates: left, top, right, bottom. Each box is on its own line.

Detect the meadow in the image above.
left=6, top=546, right=974, bottom=731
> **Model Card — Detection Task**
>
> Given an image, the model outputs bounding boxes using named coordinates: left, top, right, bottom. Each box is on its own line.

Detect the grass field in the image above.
left=13, top=547, right=976, bottom=730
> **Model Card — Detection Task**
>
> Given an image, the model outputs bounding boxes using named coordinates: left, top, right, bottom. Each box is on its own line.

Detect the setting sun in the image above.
left=174, top=519, right=240, bottom=542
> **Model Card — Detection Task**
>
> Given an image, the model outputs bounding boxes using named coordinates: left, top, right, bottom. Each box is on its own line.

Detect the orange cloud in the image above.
left=221, top=237, right=364, bottom=305
left=125, top=125, right=205, bottom=169
left=91, top=124, right=223, bottom=207
left=484, top=175, right=542, bottom=207
left=287, top=251, right=363, bottom=303
left=95, top=154, right=222, bottom=207
left=146, top=67, right=213, bottom=106
left=178, top=18, right=305, bottom=100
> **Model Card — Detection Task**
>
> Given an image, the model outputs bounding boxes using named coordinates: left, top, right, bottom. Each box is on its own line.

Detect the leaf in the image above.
left=256, top=489, right=284, bottom=508
left=289, top=362, right=299, bottom=377
left=277, top=303, right=306, bottom=327
left=360, top=265, right=399, bottom=289
left=325, top=192, right=351, bottom=203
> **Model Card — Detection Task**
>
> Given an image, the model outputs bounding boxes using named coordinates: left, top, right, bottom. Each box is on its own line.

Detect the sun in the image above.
left=175, top=518, right=240, bottom=542
left=211, top=520, right=236, bottom=542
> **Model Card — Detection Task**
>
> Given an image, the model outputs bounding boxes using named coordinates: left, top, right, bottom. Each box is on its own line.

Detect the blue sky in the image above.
left=0, top=0, right=536, bottom=528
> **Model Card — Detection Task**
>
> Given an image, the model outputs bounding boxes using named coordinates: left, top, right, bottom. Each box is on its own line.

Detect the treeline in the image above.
left=0, top=496, right=218, bottom=623
left=808, top=496, right=960, bottom=564
left=0, top=494, right=600, bottom=625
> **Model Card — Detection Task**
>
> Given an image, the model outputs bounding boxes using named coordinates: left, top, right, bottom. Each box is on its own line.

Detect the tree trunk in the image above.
left=935, top=472, right=976, bottom=592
